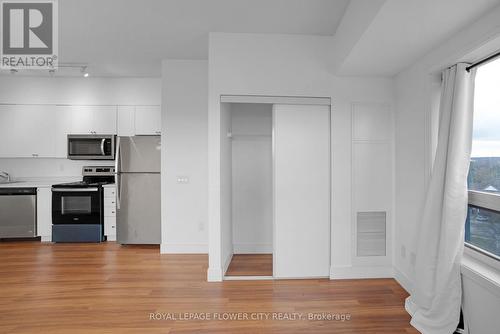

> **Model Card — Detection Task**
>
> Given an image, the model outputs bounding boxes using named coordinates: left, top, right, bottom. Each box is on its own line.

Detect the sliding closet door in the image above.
left=273, top=104, right=330, bottom=278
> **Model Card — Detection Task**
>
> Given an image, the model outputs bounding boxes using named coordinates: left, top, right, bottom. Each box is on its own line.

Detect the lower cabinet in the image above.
left=36, top=187, right=52, bottom=242
left=104, top=186, right=117, bottom=241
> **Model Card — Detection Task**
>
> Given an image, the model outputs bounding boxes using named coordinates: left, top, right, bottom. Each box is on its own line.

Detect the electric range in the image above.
left=51, top=166, right=115, bottom=242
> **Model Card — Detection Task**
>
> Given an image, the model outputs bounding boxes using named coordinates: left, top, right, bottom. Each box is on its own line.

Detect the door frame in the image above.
left=209, top=94, right=332, bottom=282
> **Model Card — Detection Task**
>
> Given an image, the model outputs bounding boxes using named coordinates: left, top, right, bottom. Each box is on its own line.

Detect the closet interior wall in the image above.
left=230, top=103, right=273, bottom=255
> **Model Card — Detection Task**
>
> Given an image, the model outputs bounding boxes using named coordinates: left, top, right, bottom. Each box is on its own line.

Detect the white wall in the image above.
left=394, top=5, right=500, bottom=333
left=0, top=76, right=161, bottom=105
left=0, top=158, right=113, bottom=179
left=160, top=60, right=208, bottom=253
left=207, top=32, right=394, bottom=281
left=230, top=103, right=273, bottom=254
left=0, top=76, right=161, bottom=178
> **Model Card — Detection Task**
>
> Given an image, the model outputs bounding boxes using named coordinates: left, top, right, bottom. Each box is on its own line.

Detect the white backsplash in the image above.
left=0, top=158, right=114, bottom=179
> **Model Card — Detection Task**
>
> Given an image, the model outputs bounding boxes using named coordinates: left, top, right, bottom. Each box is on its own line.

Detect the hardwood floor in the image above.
left=0, top=242, right=417, bottom=333
left=225, top=254, right=273, bottom=276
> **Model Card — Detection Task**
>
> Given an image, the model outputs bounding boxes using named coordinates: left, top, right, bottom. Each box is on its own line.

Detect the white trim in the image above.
left=464, top=246, right=500, bottom=270
left=224, top=276, right=274, bottom=281
left=461, top=252, right=500, bottom=297
left=272, top=105, right=277, bottom=277
left=330, top=265, right=393, bottom=279
left=220, top=95, right=331, bottom=106
left=160, top=243, right=208, bottom=254
left=207, top=267, right=223, bottom=282
left=468, top=190, right=500, bottom=212
left=106, top=235, right=116, bottom=242
left=394, top=267, right=413, bottom=294
left=275, top=275, right=330, bottom=280
left=222, top=252, right=233, bottom=276
left=40, top=236, right=51, bottom=242
left=233, top=243, right=273, bottom=254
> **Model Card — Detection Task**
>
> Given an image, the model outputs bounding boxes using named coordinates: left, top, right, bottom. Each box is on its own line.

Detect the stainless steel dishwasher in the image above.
left=0, top=188, right=37, bottom=238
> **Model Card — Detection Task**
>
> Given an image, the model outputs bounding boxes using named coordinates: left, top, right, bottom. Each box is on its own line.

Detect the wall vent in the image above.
left=356, top=211, right=386, bottom=256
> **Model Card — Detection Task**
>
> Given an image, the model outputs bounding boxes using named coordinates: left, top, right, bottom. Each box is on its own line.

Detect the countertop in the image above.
left=0, top=177, right=81, bottom=188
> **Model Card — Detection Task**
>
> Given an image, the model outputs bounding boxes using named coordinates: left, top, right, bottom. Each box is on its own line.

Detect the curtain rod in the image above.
left=466, top=50, right=500, bottom=72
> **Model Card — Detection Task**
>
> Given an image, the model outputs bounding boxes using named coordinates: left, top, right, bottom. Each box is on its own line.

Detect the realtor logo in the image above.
left=1, top=0, right=58, bottom=69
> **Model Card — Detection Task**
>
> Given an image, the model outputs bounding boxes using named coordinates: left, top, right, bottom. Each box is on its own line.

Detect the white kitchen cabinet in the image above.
left=134, top=106, right=161, bottom=135
left=117, top=106, right=135, bottom=136
left=67, top=105, right=117, bottom=134
left=93, top=106, right=117, bottom=134
left=36, top=187, right=52, bottom=242
left=0, top=103, right=161, bottom=158
left=104, top=186, right=117, bottom=241
left=53, top=106, right=73, bottom=158
left=0, top=105, right=56, bottom=158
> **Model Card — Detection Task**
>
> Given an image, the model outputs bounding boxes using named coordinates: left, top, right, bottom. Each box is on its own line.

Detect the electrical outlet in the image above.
left=401, top=245, right=406, bottom=259
left=176, top=176, right=189, bottom=184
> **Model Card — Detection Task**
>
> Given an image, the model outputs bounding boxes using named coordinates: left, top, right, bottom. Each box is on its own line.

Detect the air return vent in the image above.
left=356, top=212, right=386, bottom=257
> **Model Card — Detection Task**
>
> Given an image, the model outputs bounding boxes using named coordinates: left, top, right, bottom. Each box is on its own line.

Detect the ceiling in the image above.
left=335, top=0, right=500, bottom=76
left=2, top=0, right=500, bottom=77
left=56, top=0, right=349, bottom=77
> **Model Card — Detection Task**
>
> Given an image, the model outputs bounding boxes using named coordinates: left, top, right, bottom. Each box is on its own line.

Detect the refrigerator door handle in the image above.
left=115, top=137, right=121, bottom=210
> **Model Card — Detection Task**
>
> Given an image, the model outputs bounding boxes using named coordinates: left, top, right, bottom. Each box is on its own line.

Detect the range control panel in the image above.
left=82, top=166, right=116, bottom=176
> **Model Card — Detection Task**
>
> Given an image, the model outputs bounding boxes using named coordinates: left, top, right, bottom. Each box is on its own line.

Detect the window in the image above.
left=467, top=57, right=500, bottom=259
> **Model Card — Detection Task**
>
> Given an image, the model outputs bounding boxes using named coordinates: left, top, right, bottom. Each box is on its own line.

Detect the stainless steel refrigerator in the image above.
left=116, top=136, right=161, bottom=244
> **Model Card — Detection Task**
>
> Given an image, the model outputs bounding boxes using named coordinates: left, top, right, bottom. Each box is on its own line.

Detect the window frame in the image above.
left=466, top=190, right=500, bottom=262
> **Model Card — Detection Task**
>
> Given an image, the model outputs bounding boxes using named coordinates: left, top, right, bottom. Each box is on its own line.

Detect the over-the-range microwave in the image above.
left=67, top=134, right=116, bottom=160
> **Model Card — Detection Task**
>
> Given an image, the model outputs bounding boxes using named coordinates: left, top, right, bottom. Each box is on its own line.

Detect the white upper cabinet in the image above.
left=0, top=104, right=159, bottom=158
left=134, top=106, right=161, bottom=135
left=117, top=106, right=135, bottom=136
left=68, top=106, right=117, bottom=134
left=93, top=106, right=117, bottom=134
left=0, top=104, right=56, bottom=158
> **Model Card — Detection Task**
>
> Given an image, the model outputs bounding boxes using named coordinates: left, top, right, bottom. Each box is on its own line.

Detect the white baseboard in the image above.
left=207, top=267, right=223, bottom=282
left=222, top=251, right=233, bottom=275
left=393, top=266, right=413, bottom=294
left=40, top=236, right=51, bottom=242
left=224, top=276, right=274, bottom=280
left=330, top=265, right=393, bottom=279
left=106, top=235, right=116, bottom=242
left=233, top=243, right=272, bottom=254
left=160, top=243, right=208, bottom=254
left=206, top=251, right=234, bottom=282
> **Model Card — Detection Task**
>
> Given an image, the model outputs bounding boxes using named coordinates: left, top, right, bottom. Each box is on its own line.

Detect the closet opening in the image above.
left=218, top=95, right=331, bottom=281
left=222, top=103, right=274, bottom=278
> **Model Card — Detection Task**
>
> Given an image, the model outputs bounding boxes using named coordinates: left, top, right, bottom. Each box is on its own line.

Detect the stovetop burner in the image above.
left=52, top=180, right=114, bottom=188
left=52, top=166, right=115, bottom=188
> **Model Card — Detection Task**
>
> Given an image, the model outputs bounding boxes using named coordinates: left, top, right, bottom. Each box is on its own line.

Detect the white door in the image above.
left=273, top=104, right=330, bottom=278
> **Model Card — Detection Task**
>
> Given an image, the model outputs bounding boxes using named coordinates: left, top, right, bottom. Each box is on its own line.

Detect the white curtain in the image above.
left=405, top=63, right=476, bottom=334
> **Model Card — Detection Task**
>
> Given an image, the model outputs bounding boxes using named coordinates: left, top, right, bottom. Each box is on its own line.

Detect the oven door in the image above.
left=52, top=188, right=102, bottom=224
left=67, top=135, right=115, bottom=160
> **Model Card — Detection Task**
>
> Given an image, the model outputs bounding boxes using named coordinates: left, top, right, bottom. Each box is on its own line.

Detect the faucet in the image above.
left=0, top=171, right=10, bottom=183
